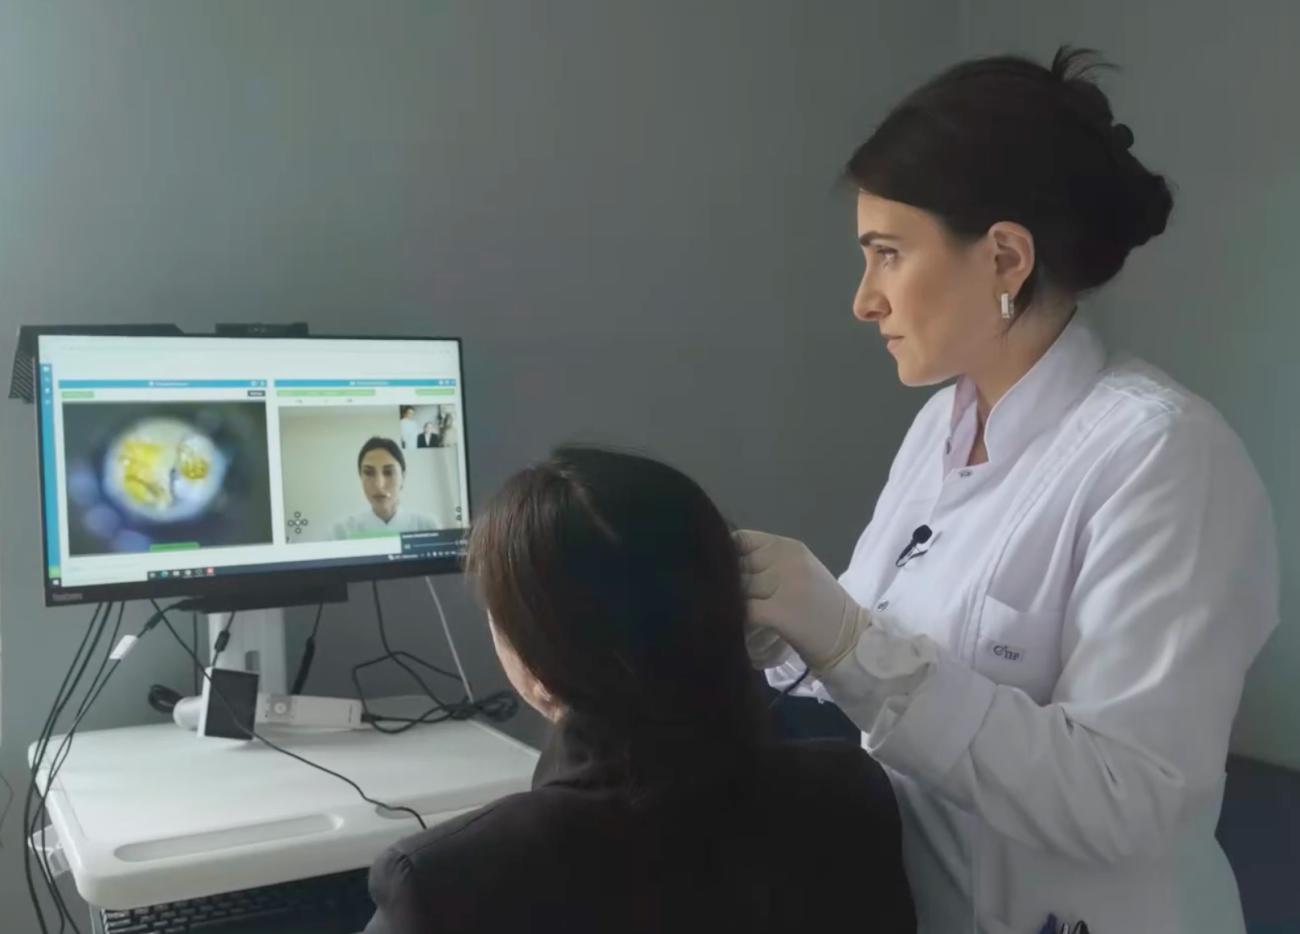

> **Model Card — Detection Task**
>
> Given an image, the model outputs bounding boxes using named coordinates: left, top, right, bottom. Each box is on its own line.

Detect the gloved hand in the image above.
left=735, top=529, right=869, bottom=672
left=744, top=622, right=796, bottom=669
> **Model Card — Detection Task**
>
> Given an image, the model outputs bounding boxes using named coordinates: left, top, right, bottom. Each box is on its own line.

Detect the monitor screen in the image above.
left=35, top=333, right=470, bottom=606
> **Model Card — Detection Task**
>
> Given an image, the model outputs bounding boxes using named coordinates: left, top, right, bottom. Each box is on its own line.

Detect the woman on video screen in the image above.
left=331, top=437, right=438, bottom=539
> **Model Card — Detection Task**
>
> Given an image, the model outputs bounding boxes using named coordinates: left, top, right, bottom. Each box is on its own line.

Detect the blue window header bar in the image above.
left=273, top=379, right=457, bottom=387
left=58, top=379, right=268, bottom=388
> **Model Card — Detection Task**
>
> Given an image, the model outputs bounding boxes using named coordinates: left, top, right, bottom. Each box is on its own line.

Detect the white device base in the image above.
left=260, top=694, right=365, bottom=730
left=173, top=693, right=365, bottom=732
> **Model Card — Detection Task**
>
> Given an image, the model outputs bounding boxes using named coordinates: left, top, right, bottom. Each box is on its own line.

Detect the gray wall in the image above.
left=960, top=0, right=1300, bottom=771
left=0, top=2, right=953, bottom=928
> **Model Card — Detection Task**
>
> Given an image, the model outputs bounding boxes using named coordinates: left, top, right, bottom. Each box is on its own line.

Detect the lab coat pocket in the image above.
left=974, top=595, right=1061, bottom=705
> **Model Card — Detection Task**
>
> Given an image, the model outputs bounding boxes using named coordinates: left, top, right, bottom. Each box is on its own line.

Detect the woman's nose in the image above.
left=853, top=278, right=887, bottom=323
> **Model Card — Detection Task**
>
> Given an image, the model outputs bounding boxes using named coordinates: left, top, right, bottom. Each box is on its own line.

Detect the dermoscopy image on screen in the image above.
left=61, top=401, right=273, bottom=557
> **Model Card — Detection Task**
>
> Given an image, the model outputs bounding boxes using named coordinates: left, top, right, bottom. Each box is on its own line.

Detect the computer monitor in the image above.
left=34, top=333, right=471, bottom=610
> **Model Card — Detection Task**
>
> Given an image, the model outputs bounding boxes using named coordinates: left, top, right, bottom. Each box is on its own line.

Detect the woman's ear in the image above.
left=987, top=221, right=1035, bottom=302
left=489, top=617, right=564, bottom=722
left=530, top=683, right=564, bottom=722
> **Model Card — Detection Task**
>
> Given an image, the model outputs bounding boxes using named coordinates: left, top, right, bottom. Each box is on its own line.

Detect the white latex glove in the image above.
left=735, top=529, right=868, bottom=672
left=743, top=623, right=796, bottom=669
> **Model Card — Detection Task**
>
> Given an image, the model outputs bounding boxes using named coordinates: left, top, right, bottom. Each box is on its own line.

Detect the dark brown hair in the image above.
left=467, top=445, right=762, bottom=780
left=847, top=46, right=1174, bottom=312
left=357, top=436, right=405, bottom=472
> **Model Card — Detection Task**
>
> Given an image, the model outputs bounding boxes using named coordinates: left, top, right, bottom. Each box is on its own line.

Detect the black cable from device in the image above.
left=35, top=603, right=124, bottom=934
left=147, top=684, right=184, bottom=715
left=768, top=667, right=812, bottom=710
left=352, top=581, right=518, bottom=733
left=26, top=601, right=182, bottom=934
left=37, top=604, right=140, bottom=933
left=191, top=612, right=200, bottom=695
left=148, top=600, right=429, bottom=831
left=24, top=602, right=110, bottom=934
left=149, top=607, right=226, bottom=719
left=289, top=602, right=325, bottom=696
left=44, top=605, right=126, bottom=786
left=371, top=581, right=446, bottom=701
left=210, top=610, right=238, bottom=667
left=0, top=772, right=14, bottom=845
left=24, top=602, right=107, bottom=933
left=354, top=654, right=519, bottom=731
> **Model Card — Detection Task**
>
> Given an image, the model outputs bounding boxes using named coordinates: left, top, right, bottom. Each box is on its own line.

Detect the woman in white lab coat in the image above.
left=741, top=48, right=1278, bottom=934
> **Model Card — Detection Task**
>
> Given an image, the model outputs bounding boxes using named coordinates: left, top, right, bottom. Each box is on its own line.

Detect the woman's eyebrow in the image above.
left=858, top=230, right=902, bottom=246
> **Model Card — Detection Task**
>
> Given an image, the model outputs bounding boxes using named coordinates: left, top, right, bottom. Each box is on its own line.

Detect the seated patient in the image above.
left=365, top=446, right=915, bottom=934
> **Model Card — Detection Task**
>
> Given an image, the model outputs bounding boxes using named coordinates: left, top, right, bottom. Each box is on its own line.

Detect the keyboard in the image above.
left=95, top=868, right=374, bottom=934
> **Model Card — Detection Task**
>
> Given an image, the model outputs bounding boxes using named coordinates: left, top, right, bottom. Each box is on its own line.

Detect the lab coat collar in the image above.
left=951, top=312, right=1107, bottom=466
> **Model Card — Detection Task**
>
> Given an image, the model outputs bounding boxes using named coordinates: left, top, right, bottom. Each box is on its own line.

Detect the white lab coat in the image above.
left=771, top=315, right=1278, bottom=933
left=400, top=416, right=420, bottom=451
left=330, top=506, right=439, bottom=540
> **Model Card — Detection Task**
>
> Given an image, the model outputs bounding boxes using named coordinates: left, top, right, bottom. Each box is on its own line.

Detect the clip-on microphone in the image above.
left=895, top=525, right=933, bottom=568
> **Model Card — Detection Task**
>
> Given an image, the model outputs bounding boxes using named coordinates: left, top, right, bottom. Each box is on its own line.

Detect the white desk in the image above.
left=30, top=714, right=540, bottom=911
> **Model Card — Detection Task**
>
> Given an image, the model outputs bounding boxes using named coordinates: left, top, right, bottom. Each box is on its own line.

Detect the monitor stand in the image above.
left=185, top=582, right=346, bottom=697
left=206, top=608, right=288, bottom=695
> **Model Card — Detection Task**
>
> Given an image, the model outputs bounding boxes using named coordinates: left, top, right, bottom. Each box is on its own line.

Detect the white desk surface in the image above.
left=30, top=713, right=540, bottom=910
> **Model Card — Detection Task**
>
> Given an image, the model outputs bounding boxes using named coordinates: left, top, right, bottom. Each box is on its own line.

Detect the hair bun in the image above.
left=1125, top=171, right=1174, bottom=248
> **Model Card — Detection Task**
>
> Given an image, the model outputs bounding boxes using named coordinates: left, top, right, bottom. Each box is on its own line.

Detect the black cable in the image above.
left=149, top=600, right=428, bottom=831
left=352, top=582, right=518, bottom=733
left=360, top=695, right=519, bottom=729
left=37, top=604, right=140, bottom=932
left=191, top=613, right=200, bottom=695
left=372, top=582, right=446, bottom=701
left=24, top=603, right=106, bottom=931
left=150, top=609, right=203, bottom=717
left=26, top=602, right=181, bottom=934
left=307, top=601, right=325, bottom=641
left=768, top=667, right=812, bottom=710
left=34, top=604, right=128, bottom=933
left=44, top=606, right=126, bottom=789
left=24, top=602, right=109, bottom=934
left=353, top=653, right=518, bottom=732
left=289, top=603, right=325, bottom=695
left=0, top=772, right=13, bottom=846
left=210, top=610, right=238, bottom=667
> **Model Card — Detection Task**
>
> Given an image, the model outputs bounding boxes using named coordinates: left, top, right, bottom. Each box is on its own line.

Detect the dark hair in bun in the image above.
left=846, top=46, right=1174, bottom=311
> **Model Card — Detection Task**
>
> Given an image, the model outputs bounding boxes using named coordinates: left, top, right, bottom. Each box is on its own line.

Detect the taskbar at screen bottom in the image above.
left=52, top=529, right=468, bottom=589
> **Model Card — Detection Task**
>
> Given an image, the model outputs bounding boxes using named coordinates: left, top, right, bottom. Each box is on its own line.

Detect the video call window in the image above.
left=279, top=405, right=465, bottom=545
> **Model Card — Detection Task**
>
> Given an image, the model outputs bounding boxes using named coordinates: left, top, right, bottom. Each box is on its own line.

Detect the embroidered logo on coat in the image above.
left=990, top=642, right=1024, bottom=662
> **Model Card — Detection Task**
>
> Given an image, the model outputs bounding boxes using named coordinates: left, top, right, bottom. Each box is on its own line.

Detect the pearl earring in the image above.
left=1000, top=292, right=1014, bottom=321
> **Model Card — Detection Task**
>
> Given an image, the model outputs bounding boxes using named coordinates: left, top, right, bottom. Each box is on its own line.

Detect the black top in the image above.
left=365, top=717, right=916, bottom=934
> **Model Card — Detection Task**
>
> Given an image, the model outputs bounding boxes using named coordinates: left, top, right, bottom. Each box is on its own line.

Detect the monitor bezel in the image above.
left=34, top=331, right=471, bottom=608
